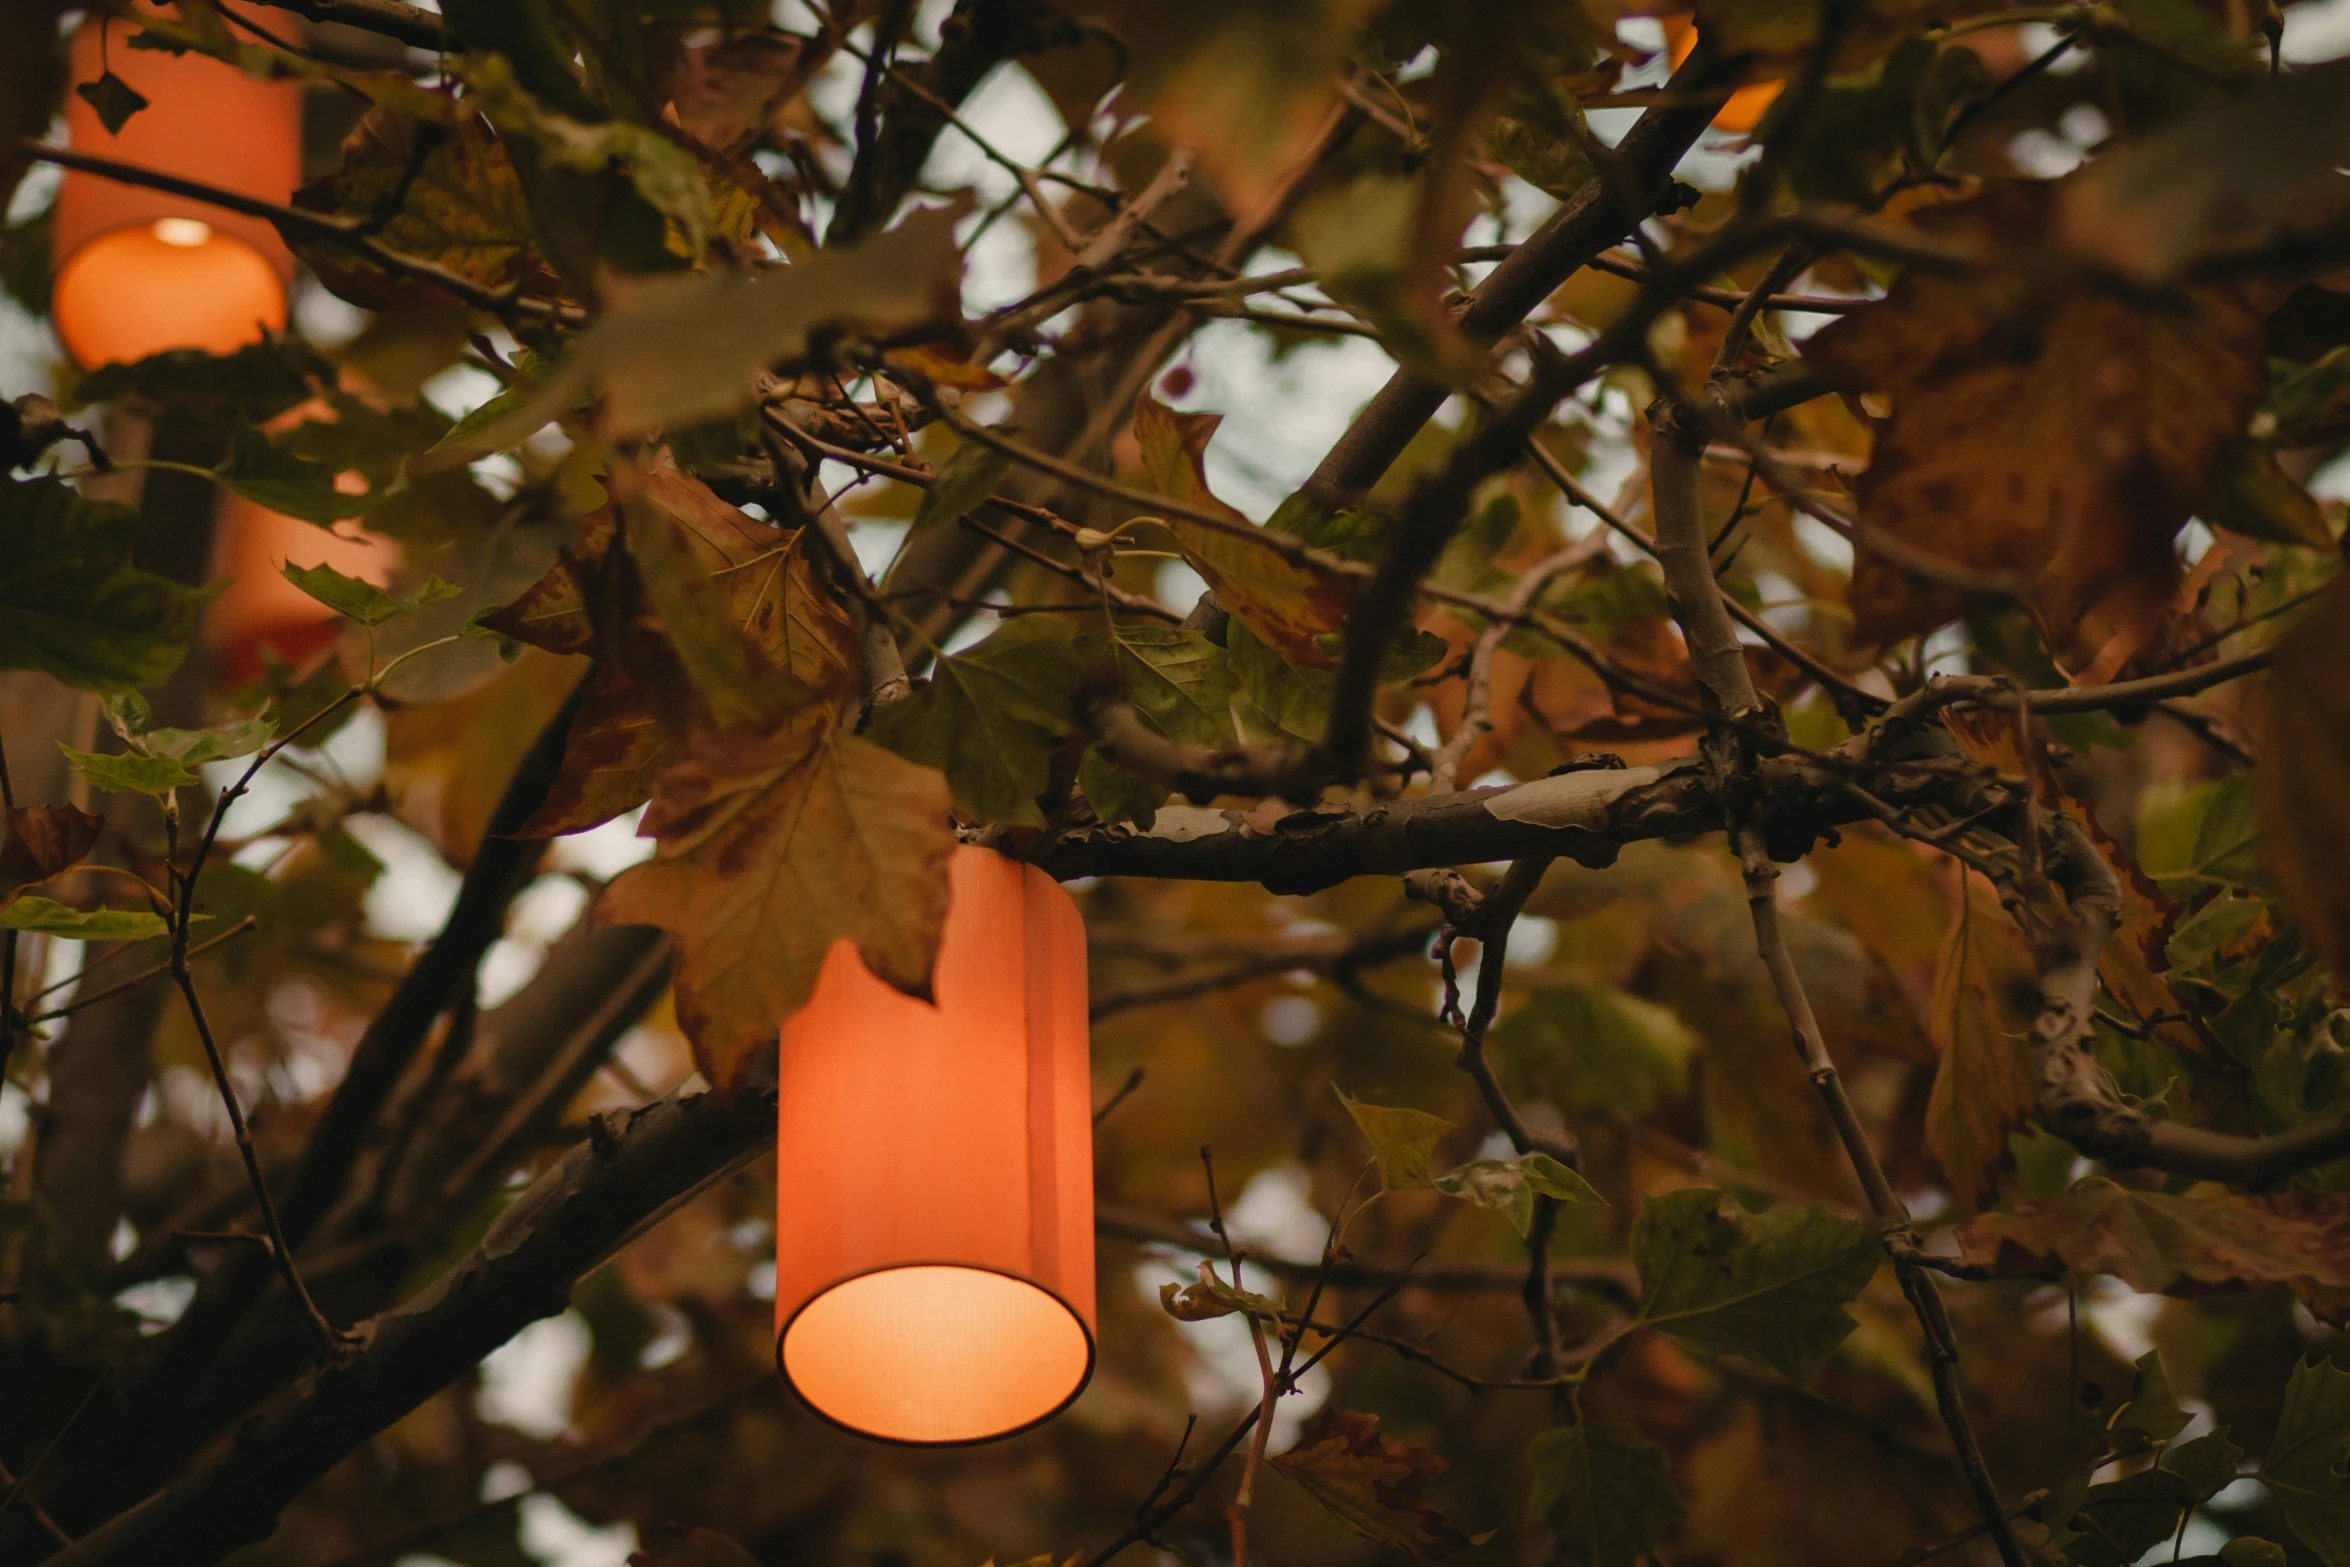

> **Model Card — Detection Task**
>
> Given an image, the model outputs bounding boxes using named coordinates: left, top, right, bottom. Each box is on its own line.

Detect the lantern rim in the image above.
left=773, top=1259, right=1097, bottom=1447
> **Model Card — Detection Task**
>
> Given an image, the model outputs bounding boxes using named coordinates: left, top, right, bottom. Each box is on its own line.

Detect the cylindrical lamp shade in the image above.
left=53, top=11, right=301, bottom=367
left=774, top=847, right=1095, bottom=1445
left=205, top=495, right=397, bottom=681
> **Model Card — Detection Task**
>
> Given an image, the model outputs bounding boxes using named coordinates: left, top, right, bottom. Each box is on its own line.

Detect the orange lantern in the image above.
left=52, top=7, right=302, bottom=367
left=205, top=495, right=397, bottom=682
left=774, top=847, right=1096, bottom=1445
left=1663, top=17, right=1785, bottom=135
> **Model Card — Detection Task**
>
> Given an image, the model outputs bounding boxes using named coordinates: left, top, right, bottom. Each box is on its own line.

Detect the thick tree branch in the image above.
left=42, top=1088, right=776, bottom=1567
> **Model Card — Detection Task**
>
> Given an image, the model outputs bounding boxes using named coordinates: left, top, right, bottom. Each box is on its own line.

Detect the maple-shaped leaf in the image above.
left=1337, top=1088, right=1452, bottom=1191
left=1632, top=1187, right=1880, bottom=1386
left=1076, top=624, right=1236, bottom=748
left=1527, top=1423, right=1683, bottom=1567
left=599, top=713, right=954, bottom=1087
left=218, top=428, right=374, bottom=524
left=0, top=803, right=104, bottom=906
left=293, top=107, right=546, bottom=312
left=2262, top=1355, right=2350, bottom=1567
left=2108, top=1350, right=2194, bottom=1453
left=515, top=663, right=677, bottom=838
left=454, top=206, right=963, bottom=450
left=1270, top=1409, right=1472, bottom=1559
left=0, top=475, right=209, bottom=690
left=281, top=561, right=460, bottom=626
left=2056, top=1430, right=2244, bottom=1567
left=1957, top=1187, right=2350, bottom=1326
left=1076, top=746, right=1168, bottom=829
left=865, top=616, right=1079, bottom=826
left=1924, top=873, right=2038, bottom=1212
left=1131, top=392, right=1355, bottom=666
left=2262, top=576, right=2350, bottom=980
left=1803, top=182, right=2270, bottom=646
left=621, top=469, right=858, bottom=732
left=475, top=505, right=615, bottom=657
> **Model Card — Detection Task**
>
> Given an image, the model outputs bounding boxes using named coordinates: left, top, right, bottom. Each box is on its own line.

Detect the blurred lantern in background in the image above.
left=1664, top=17, right=1785, bottom=134
left=774, top=847, right=1096, bottom=1445
left=205, top=494, right=395, bottom=682
left=52, top=6, right=301, bottom=368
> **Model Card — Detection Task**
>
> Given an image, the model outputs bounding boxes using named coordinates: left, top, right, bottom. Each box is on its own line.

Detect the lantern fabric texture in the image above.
left=53, top=8, right=301, bottom=367
left=204, top=495, right=397, bottom=681
left=774, top=846, right=1095, bottom=1445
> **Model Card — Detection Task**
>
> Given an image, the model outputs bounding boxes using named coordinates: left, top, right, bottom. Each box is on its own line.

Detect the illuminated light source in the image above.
left=205, top=495, right=398, bottom=682
left=1664, top=18, right=1785, bottom=135
left=774, top=846, right=1096, bottom=1445
left=52, top=8, right=301, bottom=367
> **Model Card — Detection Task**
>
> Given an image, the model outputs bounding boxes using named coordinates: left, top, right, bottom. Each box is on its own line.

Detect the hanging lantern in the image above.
left=205, top=494, right=398, bottom=682
left=774, top=846, right=1096, bottom=1445
left=52, top=8, right=302, bottom=368
left=1664, top=18, right=1785, bottom=135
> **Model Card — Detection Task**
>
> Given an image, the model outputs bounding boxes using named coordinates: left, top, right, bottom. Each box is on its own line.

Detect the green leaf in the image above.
left=1336, top=1088, right=1451, bottom=1191
left=1228, top=616, right=1331, bottom=743
left=1632, top=1187, right=1881, bottom=1385
left=74, top=71, right=149, bottom=133
left=0, top=896, right=170, bottom=942
left=143, top=714, right=276, bottom=768
left=910, top=439, right=1012, bottom=532
left=2263, top=576, right=2350, bottom=981
left=865, top=617, right=1080, bottom=827
left=1431, top=1152, right=1605, bottom=1235
left=60, top=745, right=197, bottom=797
left=1077, top=744, right=1167, bottom=829
left=69, top=337, right=330, bottom=430
left=2057, top=1431, right=2244, bottom=1567
left=2109, top=1350, right=2193, bottom=1451
left=0, top=476, right=209, bottom=690
left=217, top=427, right=371, bottom=524
left=2262, top=1355, right=2350, bottom=1567
left=1526, top=1423, right=1683, bottom=1567
left=431, top=351, right=554, bottom=452
left=1078, top=624, right=1235, bottom=748
left=281, top=562, right=460, bottom=628
left=2200, top=441, right=2333, bottom=550
left=1491, top=983, right=1698, bottom=1119
left=2220, top=1539, right=2290, bottom=1567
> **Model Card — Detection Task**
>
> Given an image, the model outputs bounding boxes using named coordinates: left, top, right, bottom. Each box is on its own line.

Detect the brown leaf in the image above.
left=1956, top=1186, right=2350, bottom=1326
left=1804, top=184, right=2270, bottom=647
left=1942, top=709, right=2215, bottom=1061
left=477, top=506, right=617, bottom=657
left=1131, top=392, right=1355, bottom=666
left=0, top=802, right=104, bottom=904
left=620, top=467, right=857, bottom=732
left=2262, top=575, right=2350, bottom=978
left=1924, top=870, right=2039, bottom=1213
left=293, top=109, right=548, bottom=312
left=1270, top=1409, right=1472, bottom=1559
left=515, top=663, right=677, bottom=838
left=598, top=712, right=954, bottom=1087
left=659, top=32, right=812, bottom=153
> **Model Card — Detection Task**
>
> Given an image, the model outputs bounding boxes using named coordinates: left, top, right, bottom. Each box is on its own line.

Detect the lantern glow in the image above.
left=774, top=847, right=1096, bottom=1445
left=1664, top=19, right=1785, bottom=134
left=52, top=9, right=301, bottom=368
left=206, top=495, right=398, bottom=681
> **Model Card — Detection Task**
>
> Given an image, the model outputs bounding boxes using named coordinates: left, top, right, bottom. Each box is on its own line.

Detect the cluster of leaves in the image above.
left=2, top=0, right=2350, bottom=1565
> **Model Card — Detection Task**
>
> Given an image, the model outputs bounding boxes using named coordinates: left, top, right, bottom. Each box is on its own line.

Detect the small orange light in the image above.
left=774, top=847, right=1097, bottom=1445
left=1664, top=17, right=1785, bottom=135
left=52, top=8, right=301, bottom=367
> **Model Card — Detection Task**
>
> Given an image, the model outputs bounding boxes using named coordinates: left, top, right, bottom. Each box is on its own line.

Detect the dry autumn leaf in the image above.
left=599, top=712, right=955, bottom=1087
left=1131, top=391, right=1356, bottom=666
left=1270, top=1409, right=1474, bottom=1559
left=1804, top=183, right=2271, bottom=646
left=1923, top=869, right=2038, bottom=1213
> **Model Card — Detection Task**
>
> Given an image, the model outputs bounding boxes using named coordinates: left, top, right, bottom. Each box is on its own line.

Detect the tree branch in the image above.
left=42, top=1087, right=776, bottom=1567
